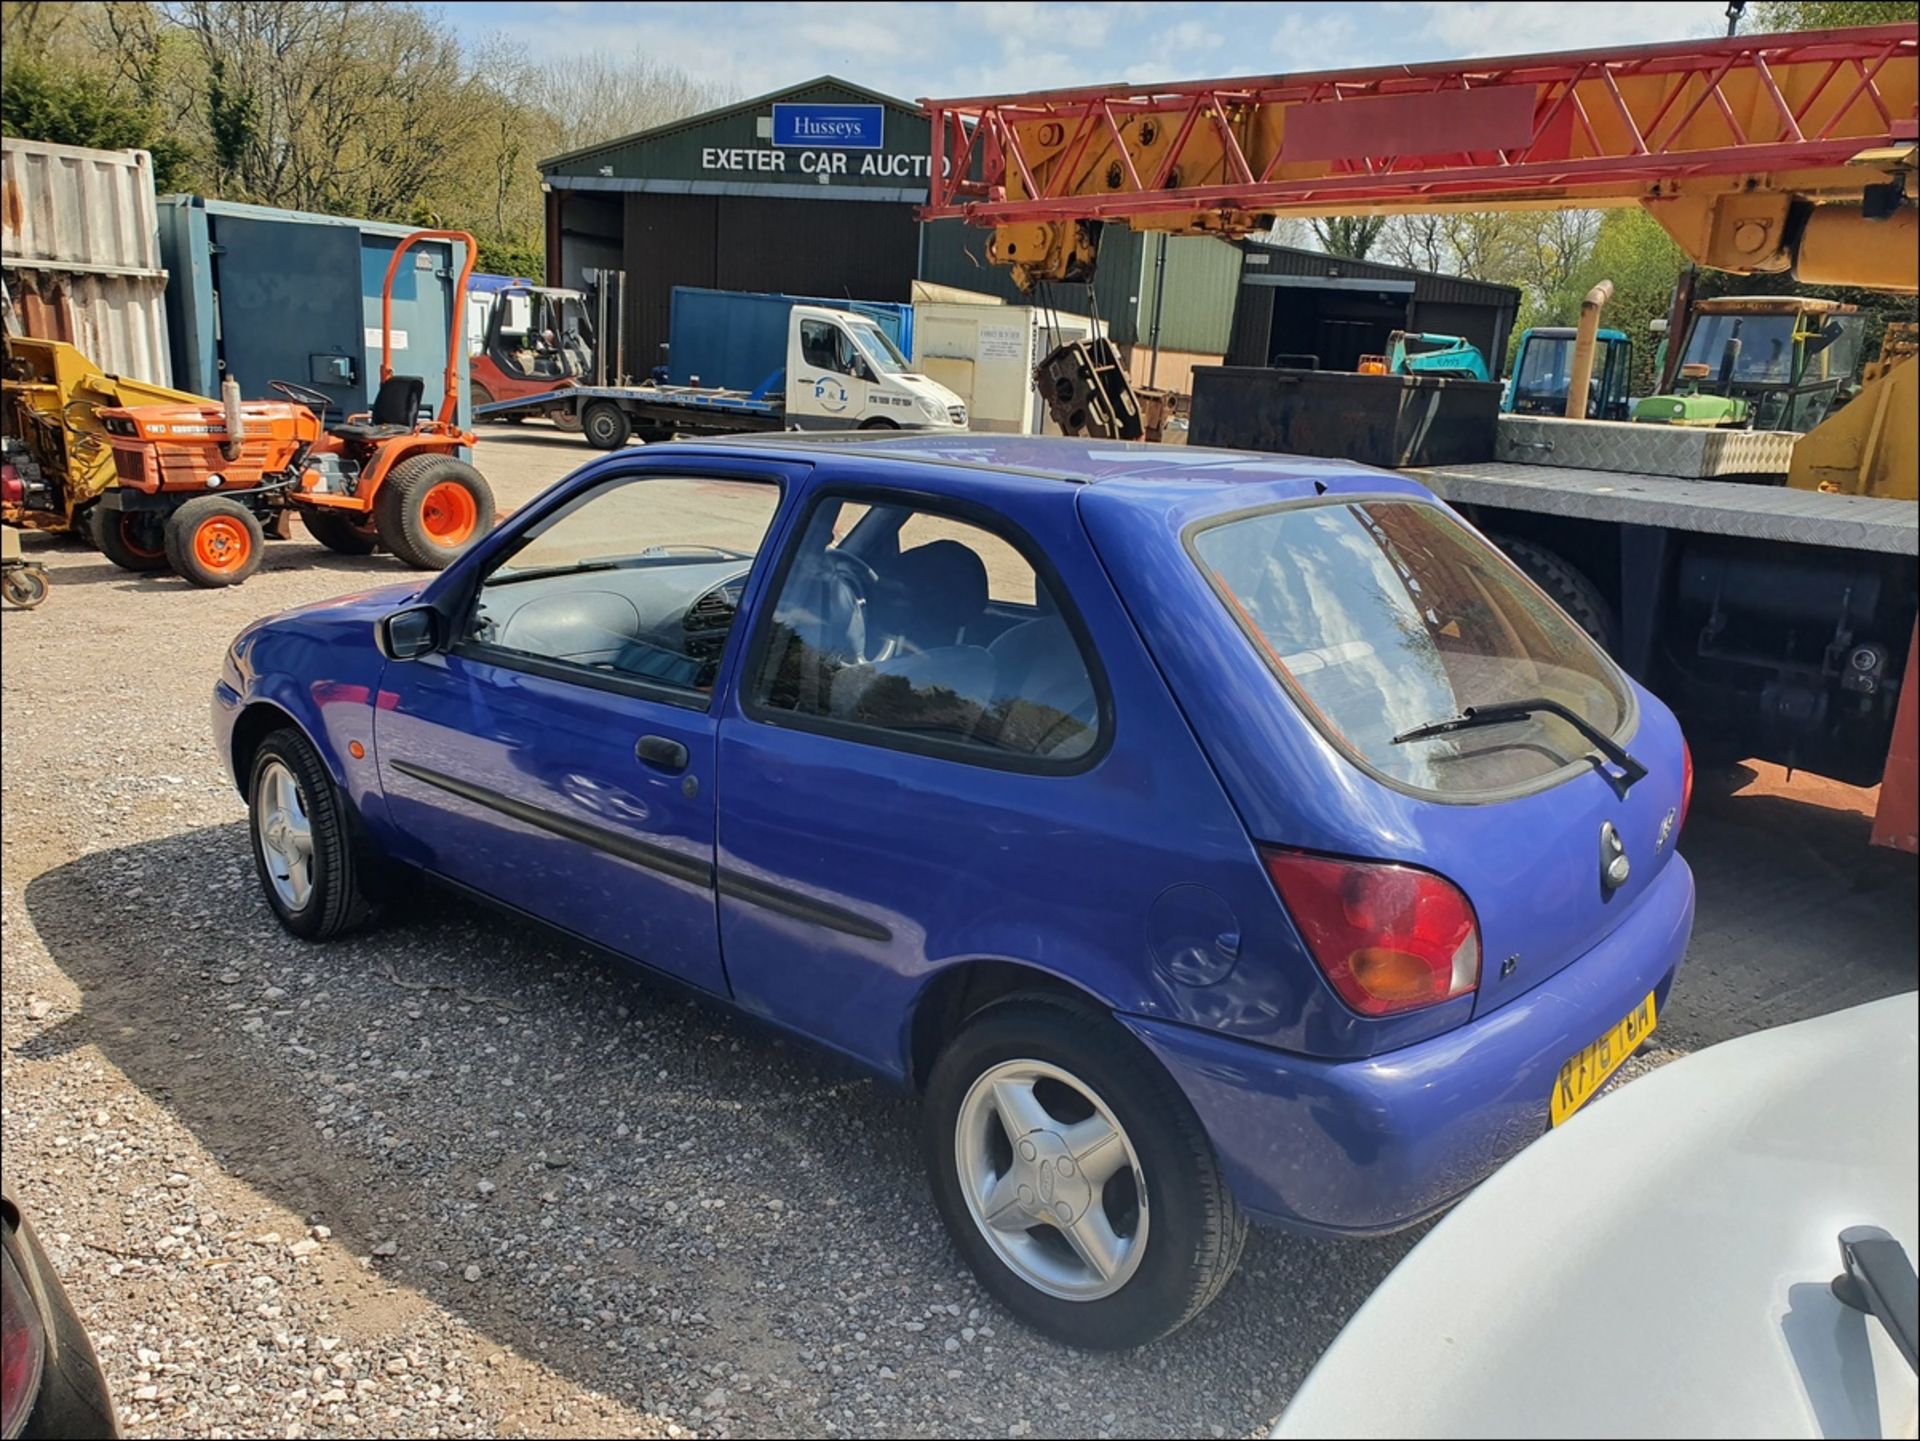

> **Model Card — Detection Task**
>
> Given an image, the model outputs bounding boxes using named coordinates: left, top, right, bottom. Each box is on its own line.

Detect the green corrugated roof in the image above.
left=538, top=75, right=920, bottom=173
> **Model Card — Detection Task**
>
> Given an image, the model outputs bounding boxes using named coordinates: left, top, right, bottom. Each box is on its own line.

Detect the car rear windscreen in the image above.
left=1191, top=499, right=1632, bottom=796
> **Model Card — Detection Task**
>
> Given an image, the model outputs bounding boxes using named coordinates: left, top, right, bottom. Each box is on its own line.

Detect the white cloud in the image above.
left=446, top=1, right=1727, bottom=109
left=1267, top=10, right=1371, bottom=72
left=1164, top=19, right=1226, bottom=55
left=1417, top=2, right=1718, bottom=58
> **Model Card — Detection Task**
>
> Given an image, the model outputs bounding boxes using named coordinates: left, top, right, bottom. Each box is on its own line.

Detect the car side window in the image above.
left=800, top=318, right=854, bottom=376
left=750, top=496, right=1102, bottom=762
left=463, top=474, right=780, bottom=695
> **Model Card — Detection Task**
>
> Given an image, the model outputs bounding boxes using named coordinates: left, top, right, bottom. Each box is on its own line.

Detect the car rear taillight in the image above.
left=1679, top=738, right=1694, bottom=837
left=1, top=1245, right=46, bottom=1439
left=1262, top=849, right=1480, bottom=1017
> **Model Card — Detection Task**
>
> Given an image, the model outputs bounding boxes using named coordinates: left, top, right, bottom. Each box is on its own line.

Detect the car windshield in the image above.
left=1680, top=313, right=1798, bottom=385
left=1513, top=336, right=1572, bottom=403
left=1191, top=499, right=1633, bottom=795
left=848, top=320, right=909, bottom=375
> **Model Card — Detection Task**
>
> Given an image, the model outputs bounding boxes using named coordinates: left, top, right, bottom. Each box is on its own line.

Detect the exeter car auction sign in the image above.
left=771, top=103, right=885, bottom=150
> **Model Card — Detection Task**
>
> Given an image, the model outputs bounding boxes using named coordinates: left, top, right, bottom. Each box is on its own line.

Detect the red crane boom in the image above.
left=921, top=25, right=1917, bottom=290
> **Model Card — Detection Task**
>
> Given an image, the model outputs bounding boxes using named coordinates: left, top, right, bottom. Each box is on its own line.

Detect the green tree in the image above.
left=474, top=234, right=546, bottom=282
left=1541, top=208, right=1688, bottom=391
left=1, top=0, right=728, bottom=283
left=0, top=57, right=192, bottom=188
left=1311, top=215, right=1388, bottom=260
left=1749, top=1, right=1918, bottom=28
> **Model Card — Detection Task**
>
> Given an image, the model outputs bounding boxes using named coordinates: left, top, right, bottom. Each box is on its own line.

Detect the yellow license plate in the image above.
left=1550, top=991, right=1657, bottom=1127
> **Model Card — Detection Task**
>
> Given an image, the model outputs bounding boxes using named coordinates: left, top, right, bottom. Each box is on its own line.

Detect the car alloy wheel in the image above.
left=254, top=757, right=315, bottom=911
left=952, top=1058, right=1148, bottom=1301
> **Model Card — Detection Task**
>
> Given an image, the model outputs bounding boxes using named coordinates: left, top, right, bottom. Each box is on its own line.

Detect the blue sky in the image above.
left=434, top=1, right=1732, bottom=104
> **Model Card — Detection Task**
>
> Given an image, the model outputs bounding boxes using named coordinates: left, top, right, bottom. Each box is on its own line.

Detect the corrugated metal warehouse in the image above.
left=1227, top=244, right=1521, bottom=376
left=540, top=78, right=1246, bottom=385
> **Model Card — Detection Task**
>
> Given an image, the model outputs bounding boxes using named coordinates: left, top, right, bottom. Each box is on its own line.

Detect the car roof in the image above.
left=670, top=431, right=1396, bottom=492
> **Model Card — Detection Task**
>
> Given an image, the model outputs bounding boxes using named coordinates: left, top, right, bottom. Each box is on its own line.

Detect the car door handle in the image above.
left=635, top=735, right=688, bottom=772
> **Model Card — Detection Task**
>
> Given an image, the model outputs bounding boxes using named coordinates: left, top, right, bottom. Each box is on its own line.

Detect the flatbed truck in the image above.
left=476, top=293, right=967, bottom=447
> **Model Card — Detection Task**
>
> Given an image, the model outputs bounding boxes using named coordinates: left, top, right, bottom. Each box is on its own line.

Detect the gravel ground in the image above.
left=4, top=424, right=1915, bottom=1440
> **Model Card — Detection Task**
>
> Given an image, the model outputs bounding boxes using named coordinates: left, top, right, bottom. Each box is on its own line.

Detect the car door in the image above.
left=789, top=312, right=869, bottom=427
left=371, top=459, right=798, bottom=994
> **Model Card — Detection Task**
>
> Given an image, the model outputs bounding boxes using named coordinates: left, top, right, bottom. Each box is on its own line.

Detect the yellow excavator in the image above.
left=919, top=22, right=1918, bottom=849
left=2, top=336, right=215, bottom=571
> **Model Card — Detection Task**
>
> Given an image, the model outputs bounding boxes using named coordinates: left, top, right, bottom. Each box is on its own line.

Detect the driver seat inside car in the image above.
left=832, top=540, right=997, bottom=719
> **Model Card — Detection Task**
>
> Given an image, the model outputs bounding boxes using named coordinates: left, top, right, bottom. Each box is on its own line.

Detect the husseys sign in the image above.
left=772, top=103, right=884, bottom=149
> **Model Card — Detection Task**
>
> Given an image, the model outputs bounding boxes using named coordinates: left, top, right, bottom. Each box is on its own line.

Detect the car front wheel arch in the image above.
left=229, top=700, right=305, bottom=797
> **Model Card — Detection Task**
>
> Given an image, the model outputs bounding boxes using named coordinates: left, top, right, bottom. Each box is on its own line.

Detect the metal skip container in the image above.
left=1, top=138, right=174, bottom=387
left=157, top=196, right=469, bottom=425
left=1189, top=365, right=1501, bottom=468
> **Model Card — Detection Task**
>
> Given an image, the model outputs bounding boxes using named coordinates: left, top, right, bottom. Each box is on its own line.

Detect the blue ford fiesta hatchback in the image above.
left=215, top=435, right=1694, bottom=1348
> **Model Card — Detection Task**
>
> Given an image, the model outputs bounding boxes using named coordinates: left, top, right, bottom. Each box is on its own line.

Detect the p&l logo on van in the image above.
left=813, top=377, right=850, bottom=413
left=772, top=104, right=885, bottom=150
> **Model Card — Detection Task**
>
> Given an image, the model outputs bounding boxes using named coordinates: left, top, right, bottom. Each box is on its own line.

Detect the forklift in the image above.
left=94, top=230, right=496, bottom=586
left=469, top=281, right=593, bottom=430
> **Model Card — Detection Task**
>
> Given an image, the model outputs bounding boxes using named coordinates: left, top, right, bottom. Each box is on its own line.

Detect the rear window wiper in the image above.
left=1393, top=696, right=1648, bottom=793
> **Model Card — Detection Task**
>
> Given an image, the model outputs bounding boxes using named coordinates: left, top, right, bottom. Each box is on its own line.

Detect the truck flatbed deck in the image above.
left=475, top=383, right=783, bottom=422
left=1410, top=460, right=1918, bottom=557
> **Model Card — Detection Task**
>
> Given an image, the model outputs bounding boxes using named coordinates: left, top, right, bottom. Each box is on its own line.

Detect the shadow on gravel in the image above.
left=1667, top=763, right=1917, bottom=1051
left=23, top=823, right=1397, bottom=1436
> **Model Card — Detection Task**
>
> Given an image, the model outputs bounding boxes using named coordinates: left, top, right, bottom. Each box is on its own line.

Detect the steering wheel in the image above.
left=814, top=548, right=895, bottom=665
left=269, top=379, right=334, bottom=416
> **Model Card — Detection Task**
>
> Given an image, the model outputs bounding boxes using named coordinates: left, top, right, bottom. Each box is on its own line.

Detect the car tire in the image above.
left=247, top=728, right=372, bottom=940
left=581, top=400, right=630, bottom=450
left=550, top=408, right=582, bottom=433
left=163, top=496, right=265, bottom=587
left=374, top=454, right=495, bottom=570
left=923, top=992, right=1246, bottom=1349
left=1495, top=536, right=1619, bottom=653
left=858, top=416, right=900, bottom=430
left=302, top=509, right=380, bottom=556
left=92, top=506, right=171, bottom=572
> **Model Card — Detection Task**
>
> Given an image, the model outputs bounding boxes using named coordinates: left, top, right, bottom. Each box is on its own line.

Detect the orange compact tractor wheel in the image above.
left=91, top=507, right=171, bottom=573
left=374, top=453, right=496, bottom=570
left=163, top=496, right=266, bottom=587
left=301, top=509, right=380, bottom=556
left=420, top=481, right=479, bottom=547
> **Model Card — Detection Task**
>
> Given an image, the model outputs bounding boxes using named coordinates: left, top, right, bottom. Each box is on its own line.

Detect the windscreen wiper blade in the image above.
left=1393, top=696, right=1648, bottom=792
left=486, top=558, right=628, bottom=585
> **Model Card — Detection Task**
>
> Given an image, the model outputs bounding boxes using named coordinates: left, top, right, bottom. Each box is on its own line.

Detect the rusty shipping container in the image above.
left=2, top=138, right=174, bottom=387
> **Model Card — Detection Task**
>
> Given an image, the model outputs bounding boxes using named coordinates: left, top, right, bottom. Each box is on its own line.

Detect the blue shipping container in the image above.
left=157, top=195, right=468, bottom=427
left=666, top=287, right=914, bottom=391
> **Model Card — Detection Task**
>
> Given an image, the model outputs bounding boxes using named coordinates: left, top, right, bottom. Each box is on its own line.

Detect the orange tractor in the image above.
left=94, top=230, right=496, bottom=587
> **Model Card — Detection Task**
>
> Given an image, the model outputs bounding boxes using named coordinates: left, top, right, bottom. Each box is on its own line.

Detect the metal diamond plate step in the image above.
left=1495, top=415, right=1795, bottom=478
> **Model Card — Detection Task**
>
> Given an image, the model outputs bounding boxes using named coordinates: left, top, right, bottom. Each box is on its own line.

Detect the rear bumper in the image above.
left=1123, top=854, right=1696, bottom=1235
left=3, top=1199, right=119, bottom=1439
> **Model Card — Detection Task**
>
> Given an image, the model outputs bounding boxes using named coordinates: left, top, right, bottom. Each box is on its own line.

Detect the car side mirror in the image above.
left=378, top=606, right=441, bottom=660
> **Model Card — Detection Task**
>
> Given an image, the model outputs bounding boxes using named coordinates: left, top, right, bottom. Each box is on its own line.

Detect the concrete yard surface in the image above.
left=3, top=423, right=1914, bottom=1439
